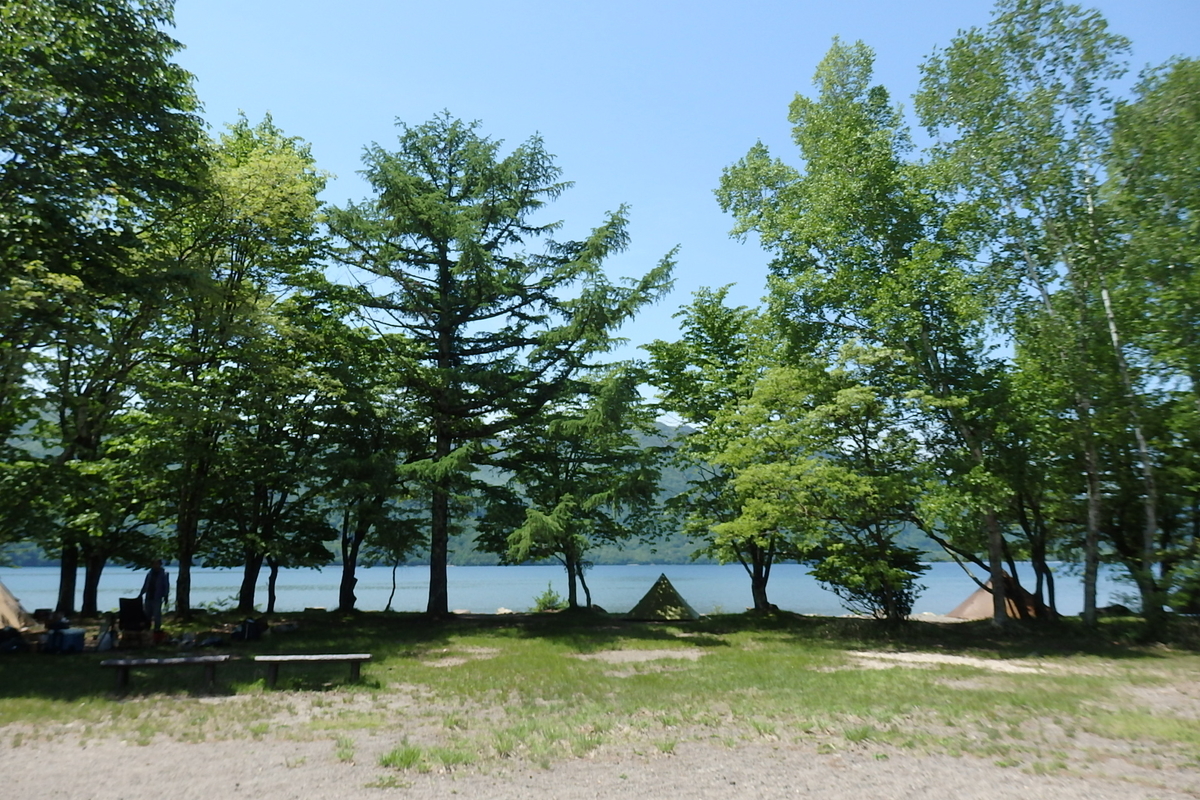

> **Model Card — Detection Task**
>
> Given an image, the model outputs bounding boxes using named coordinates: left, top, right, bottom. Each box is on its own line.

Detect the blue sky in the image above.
left=171, top=0, right=1199, bottom=360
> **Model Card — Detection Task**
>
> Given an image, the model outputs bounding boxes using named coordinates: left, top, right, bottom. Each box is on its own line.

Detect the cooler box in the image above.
left=44, top=628, right=85, bottom=654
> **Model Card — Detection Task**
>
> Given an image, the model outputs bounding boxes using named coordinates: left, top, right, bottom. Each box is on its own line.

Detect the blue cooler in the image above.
left=44, top=628, right=85, bottom=654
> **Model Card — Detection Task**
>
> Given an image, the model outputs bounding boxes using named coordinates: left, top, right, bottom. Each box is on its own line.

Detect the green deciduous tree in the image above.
left=710, top=352, right=931, bottom=623
left=645, top=288, right=785, bottom=611
left=328, top=114, right=673, bottom=617
left=135, top=115, right=326, bottom=615
left=480, top=366, right=665, bottom=609
left=716, top=39, right=1015, bottom=622
left=1107, top=58, right=1200, bottom=613
left=916, top=0, right=1165, bottom=628
left=0, top=0, right=203, bottom=440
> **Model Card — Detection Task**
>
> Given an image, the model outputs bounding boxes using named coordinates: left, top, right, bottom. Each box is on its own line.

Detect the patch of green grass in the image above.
left=750, top=719, right=777, bottom=738
left=335, top=735, right=355, bottom=762
left=0, top=610, right=1197, bottom=777
left=379, top=741, right=425, bottom=771
left=1083, top=709, right=1200, bottom=751
left=429, top=745, right=475, bottom=770
left=844, top=724, right=875, bottom=743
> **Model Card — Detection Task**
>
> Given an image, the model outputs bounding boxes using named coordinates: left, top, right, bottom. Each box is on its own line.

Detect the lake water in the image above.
left=0, top=561, right=1132, bottom=617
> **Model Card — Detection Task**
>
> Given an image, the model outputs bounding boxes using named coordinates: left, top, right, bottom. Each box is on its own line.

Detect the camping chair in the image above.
left=119, top=597, right=151, bottom=632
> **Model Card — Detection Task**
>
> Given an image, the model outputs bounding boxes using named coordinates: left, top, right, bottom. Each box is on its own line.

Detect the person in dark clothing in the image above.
left=139, top=559, right=170, bottom=631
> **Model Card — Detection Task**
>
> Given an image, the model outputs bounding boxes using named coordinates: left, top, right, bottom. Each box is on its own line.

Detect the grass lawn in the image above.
left=1, top=610, right=1197, bottom=777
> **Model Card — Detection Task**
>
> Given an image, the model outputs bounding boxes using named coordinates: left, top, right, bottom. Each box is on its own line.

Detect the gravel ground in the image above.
left=6, top=734, right=1197, bottom=800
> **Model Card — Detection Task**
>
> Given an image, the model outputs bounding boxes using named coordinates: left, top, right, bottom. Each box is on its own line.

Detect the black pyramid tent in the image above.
left=626, top=573, right=700, bottom=621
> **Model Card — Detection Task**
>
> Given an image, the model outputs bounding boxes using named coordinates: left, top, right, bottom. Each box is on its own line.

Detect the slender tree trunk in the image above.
left=56, top=542, right=79, bottom=615
left=266, top=556, right=279, bottom=614
left=1099, top=283, right=1164, bottom=634
left=386, top=557, right=400, bottom=611
left=238, top=549, right=264, bottom=613
left=1083, top=438, right=1101, bottom=627
left=986, top=510, right=1009, bottom=625
left=175, top=519, right=196, bottom=618
left=427, top=256, right=455, bottom=618
left=564, top=552, right=579, bottom=609
left=173, top=456, right=211, bottom=619
left=338, top=501, right=378, bottom=612
left=80, top=550, right=107, bottom=617
left=744, top=543, right=773, bottom=612
left=427, top=438, right=452, bottom=617
left=577, top=563, right=593, bottom=608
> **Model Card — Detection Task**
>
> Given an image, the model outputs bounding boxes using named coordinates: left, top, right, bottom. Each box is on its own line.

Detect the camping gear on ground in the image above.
left=626, top=573, right=700, bottom=621
left=118, top=597, right=156, bottom=648
left=119, top=597, right=150, bottom=632
left=0, top=626, right=29, bottom=653
left=42, top=627, right=85, bottom=654
left=232, top=617, right=268, bottom=641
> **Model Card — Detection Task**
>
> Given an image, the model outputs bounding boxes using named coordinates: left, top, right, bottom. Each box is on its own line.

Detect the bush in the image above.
left=809, top=541, right=928, bottom=623
left=531, top=582, right=565, bottom=612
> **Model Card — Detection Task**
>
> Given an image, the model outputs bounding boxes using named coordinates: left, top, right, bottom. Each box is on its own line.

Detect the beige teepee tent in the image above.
left=626, top=573, right=700, bottom=621
left=0, top=579, right=35, bottom=629
left=947, top=577, right=1037, bottom=620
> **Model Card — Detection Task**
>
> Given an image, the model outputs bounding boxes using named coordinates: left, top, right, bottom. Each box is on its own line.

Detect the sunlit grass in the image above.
left=0, top=609, right=1197, bottom=775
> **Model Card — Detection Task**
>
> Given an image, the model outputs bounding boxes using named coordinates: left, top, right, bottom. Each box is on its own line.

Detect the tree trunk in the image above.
left=266, top=556, right=279, bottom=614
left=426, top=465, right=451, bottom=617
left=238, top=549, right=264, bottom=613
left=1083, top=437, right=1101, bottom=627
left=745, top=543, right=773, bottom=612
left=80, top=550, right=107, bottom=617
left=564, top=552, right=580, bottom=609
left=577, top=563, right=593, bottom=608
left=338, top=503, right=376, bottom=612
left=986, top=510, right=1009, bottom=626
left=386, top=557, right=400, bottom=611
left=1099, top=284, right=1164, bottom=636
left=175, top=532, right=194, bottom=618
left=56, top=542, right=78, bottom=615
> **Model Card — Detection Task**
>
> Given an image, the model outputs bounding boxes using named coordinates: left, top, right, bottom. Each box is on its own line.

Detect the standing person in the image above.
left=139, top=559, right=170, bottom=631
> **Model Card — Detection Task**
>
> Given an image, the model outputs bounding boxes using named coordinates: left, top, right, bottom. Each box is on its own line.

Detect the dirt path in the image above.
left=6, top=734, right=1196, bottom=799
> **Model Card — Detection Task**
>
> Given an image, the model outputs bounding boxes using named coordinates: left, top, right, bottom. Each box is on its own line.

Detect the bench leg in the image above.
left=349, top=661, right=361, bottom=683
left=116, top=666, right=130, bottom=693
left=203, top=663, right=217, bottom=690
left=266, top=663, right=279, bottom=689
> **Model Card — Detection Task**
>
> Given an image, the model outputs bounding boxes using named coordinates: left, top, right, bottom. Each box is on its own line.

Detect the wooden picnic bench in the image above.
left=100, top=654, right=232, bottom=692
left=254, top=653, right=371, bottom=689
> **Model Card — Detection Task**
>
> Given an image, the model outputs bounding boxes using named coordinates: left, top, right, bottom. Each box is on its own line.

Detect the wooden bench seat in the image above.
left=100, top=654, right=232, bottom=692
left=254, top=653, right=371, bottom=689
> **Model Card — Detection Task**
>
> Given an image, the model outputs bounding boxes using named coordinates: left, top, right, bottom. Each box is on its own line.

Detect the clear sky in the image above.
left=170, top=0, right=1198, bottom=360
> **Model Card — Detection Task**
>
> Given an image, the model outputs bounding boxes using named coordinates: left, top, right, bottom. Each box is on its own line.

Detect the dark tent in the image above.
left=626, top=573, right=700, bottom=621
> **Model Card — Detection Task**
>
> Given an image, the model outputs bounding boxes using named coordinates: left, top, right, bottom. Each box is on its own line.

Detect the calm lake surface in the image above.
left=0, top=561, right=1130, bottom=617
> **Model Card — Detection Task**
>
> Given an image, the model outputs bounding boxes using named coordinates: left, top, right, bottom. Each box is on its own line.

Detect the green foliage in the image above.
left=810, top=540, right=927, bottom=622
left=531, top=582, right=566, bottom=612
left=0, top=0, right=204, bottom=441
left=379, top=741, right=425, bottom=771
left=479, top=366, right=667, bottom=607
left=646, top=289, right=784, bottom=609
left=328, top=113, right=674, bottom=615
